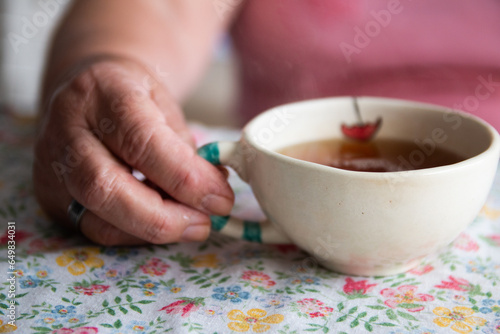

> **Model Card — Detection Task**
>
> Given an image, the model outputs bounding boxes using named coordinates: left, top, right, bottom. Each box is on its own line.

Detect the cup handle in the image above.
left=197, top=141, right=292, bottom=244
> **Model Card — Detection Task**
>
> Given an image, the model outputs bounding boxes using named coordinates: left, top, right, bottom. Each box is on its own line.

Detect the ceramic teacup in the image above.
left=198, top=97, right=500, bottom=276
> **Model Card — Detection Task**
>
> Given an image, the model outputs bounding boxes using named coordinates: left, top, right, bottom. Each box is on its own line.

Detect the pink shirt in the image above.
left=231, top=0, right=500, bottom=131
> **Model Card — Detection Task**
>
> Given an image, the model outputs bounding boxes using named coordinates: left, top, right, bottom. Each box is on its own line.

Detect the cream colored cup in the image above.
left=198, top=97, right=500, bottom=276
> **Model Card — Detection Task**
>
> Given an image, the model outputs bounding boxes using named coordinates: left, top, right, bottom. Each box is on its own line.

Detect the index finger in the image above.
left=64, top=130, right=211, bottom=244
left=97, top=95, right=234, bottom=216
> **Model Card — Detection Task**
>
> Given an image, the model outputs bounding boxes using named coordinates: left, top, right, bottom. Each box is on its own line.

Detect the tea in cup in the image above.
left=198, top=97, right=500, bottom=276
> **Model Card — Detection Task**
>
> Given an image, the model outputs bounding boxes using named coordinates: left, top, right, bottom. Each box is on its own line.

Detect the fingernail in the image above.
left=217, top=166, right=230, bottom=179
left=201, top=194, right=233, bottom=216
left=180, top=223, right=210, bottom=242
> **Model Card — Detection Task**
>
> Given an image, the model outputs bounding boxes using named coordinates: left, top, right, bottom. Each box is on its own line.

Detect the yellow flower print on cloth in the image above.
left=36, top=270, right=48, bottom=278
left=480, top=204, right=500, bottom=220
left=56, top=247, right=104, bottom=276
left=227, top=308, right=284, bottom=332
left=192, top=254, right=219, bottom=268
left=433, top=306, right=486, bottom=333
left=0, top=320, right=17, bottom=332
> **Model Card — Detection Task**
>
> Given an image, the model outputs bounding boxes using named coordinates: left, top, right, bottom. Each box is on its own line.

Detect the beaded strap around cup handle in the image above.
left=198, top=141, right=292, bottom=244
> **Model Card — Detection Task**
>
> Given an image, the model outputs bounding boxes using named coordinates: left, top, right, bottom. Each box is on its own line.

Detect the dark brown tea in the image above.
left=277, top=138, right=465, bottom=172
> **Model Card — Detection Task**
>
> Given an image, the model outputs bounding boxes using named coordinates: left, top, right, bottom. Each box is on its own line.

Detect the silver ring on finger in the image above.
left=67, top=199, right=87, bottom=229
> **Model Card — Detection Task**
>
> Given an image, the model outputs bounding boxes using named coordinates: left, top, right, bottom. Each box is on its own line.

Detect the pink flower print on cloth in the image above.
left=380, top=285, right=434, bottom=312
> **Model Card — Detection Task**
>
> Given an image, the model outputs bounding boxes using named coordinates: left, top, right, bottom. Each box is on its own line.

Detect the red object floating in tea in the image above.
left=341, top=118, right=382, bottom=141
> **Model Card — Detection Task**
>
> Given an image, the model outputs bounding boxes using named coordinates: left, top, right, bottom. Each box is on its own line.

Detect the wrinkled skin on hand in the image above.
left=34, top=59, right=233, bottom=246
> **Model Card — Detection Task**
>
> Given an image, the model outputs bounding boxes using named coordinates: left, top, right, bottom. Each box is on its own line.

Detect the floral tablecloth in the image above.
left=0, top=109, right=500, bottom=334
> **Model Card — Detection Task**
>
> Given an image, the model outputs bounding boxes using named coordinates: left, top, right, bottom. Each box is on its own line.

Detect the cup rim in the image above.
left=242, top=96, right=500, bottom=177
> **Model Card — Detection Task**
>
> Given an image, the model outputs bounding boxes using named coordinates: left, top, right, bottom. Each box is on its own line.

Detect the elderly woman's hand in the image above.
left=33, top=58, right=233, bottom=245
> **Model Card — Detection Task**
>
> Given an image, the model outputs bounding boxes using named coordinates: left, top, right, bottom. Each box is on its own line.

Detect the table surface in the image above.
left=0, top=110, right=499, bottom=334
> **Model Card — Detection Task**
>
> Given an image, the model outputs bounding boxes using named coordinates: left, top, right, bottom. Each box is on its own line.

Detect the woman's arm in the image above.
left=42, top=0, right=240, bottom=102
left=34, top=0, right=245, bottom=245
